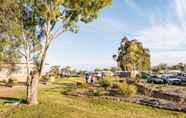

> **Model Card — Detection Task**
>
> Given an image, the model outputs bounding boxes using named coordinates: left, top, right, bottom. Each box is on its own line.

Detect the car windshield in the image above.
left=151, top=76, right=158, bottom=78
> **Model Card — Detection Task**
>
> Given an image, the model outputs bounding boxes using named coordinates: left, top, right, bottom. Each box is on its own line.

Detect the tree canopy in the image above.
left=115, top=36, right=151, bottom=72
left=0, top=0, right=112, bottom=104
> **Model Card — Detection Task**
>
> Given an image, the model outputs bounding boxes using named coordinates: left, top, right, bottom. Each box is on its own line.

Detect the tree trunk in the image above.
left=131, top=64, right=137, bottom=78
left=27, top=71, right=39, bottom=105
left=27, top=22, right=52, bottom=105
left=26, top=76, right=31, bottom=102
left=27, top=46, right=49, bottom=105
left=26, top=60, right=31, bottom=103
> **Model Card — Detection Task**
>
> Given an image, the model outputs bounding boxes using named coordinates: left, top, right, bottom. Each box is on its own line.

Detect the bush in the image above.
left=41, top=75, right=50, bottom=82
left=77, top=82, right=88, bottom=88
left=119, top=81, right=137, bottom=95
left=109, top=83, right=120, bottom=96
left=180, top=97, right=186, bottom=104
left=94, top=89, right=102, bottom=96
left=119, top=79, right=124, bottom=83
left=99, top=78, right=112, bottom=90
left=2, top=79, right=7, bottom=83
left=7, top=77, right=18, bottom=87
left=112, top=83, right=120, bottom=89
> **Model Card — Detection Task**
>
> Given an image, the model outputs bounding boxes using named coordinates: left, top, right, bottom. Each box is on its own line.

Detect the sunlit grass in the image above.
left=0, top=77, right=185, bottom=118
left=53, top=77, right=84, bottom=84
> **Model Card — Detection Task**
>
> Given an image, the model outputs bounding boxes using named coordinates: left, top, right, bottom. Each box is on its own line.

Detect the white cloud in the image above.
left=151, top=51, right=186, bottom=66
left=174, top=0, right=186, bottom=20
left=134, top=23, right=186, bottom=51
left=130, top=0, right=186, bottom=65
left=172, top=0, right=186, bottom=30
left=132, top=23, right=186, bottom=65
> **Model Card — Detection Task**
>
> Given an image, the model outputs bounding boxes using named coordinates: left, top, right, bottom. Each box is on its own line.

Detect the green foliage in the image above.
left=0, top=39, right=19, bottom=64
left=6, top=77, right=18, bottom=87
left=0, top=0, right=112, bottom=74
left=0, top=0, right=112, bottom=104
left=118, top=81, right=137, bottom=95
left=30, top=0, right=112, bottom=38
left=76, top=82, right=88, bottom=88
left=48, top=65, right=60, bottom=78
left=94, top=88, right=103, bottom=96
left=94, top=67, right=103, bottom=72
left=0, top=87, right=184, bottom=118
left=40, top=75, right=50, bottom=82
left=99, top=78, right=112, bottom=89
left=115, top=36, right=151, bottom=72
left=110, top=67, right=120, bottom=73
left=0, top=0, right=41, bottom=65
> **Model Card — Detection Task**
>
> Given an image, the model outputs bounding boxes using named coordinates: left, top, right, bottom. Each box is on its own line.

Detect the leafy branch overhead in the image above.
left=0, top=0, right=112, bottom=104
left=29, top=0, right=112, bottom=38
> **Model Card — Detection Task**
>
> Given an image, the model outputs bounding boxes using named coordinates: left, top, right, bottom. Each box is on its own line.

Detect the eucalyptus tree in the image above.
left=0, top=0, right=41, bottom=104
left=0, top=0, right=112, bottom=105
left=23, top=0, right=112, bottom=105
left=115, top=36, right=151, bottom=78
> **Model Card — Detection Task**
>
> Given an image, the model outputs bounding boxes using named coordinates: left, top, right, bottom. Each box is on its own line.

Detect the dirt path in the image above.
left=0, top=86, right=26, bottom=97
left=0, top=83, right=62, bottom=98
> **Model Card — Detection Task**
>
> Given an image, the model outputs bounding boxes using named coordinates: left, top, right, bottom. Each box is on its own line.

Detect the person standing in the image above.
left=85, top=73, right=89, bottom=83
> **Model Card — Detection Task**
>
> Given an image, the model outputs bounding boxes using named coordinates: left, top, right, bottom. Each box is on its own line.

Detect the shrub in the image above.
left=94, top=89, right=102, bottom=96
left=41, top=75, right=50, bottom=82
left=112, top=83, right=120, bottom=89
left=180, top=97, right=186, bottom=104
left=2, top=79, right=8, bottom=83
left=109, top=83, right=120, bottom=96
left=119, top=79, right=124, bottom=83
left=119, top=81, right=137, bottom=95
left=7, top=77, right=18, bottom=87
left=77, top=82, right=88, bottom=88
left=99, top=78, right=112, bottom=90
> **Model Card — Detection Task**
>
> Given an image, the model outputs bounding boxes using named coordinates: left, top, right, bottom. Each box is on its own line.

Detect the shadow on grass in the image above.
left=0, top=96, right=27, bottom=104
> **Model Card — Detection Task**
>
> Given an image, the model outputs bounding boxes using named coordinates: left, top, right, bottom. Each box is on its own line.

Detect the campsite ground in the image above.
left=0, top=77, right=185, bottom=118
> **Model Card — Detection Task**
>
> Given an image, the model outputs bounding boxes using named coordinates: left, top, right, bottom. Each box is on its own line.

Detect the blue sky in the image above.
left=46, top=0, right=186, bottom=70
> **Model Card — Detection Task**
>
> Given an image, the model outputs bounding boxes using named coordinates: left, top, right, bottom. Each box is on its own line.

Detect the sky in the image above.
left=46, top=0, right=186, bottom=70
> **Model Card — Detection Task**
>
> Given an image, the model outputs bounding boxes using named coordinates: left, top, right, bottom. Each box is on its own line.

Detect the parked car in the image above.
left=141, top=72, right=151, bottom=80
left=147, top=75, right=164, bottom=84
left=161, top=75, right=181, bottom=85
left=180, top=77, right=186, bottom=83
left=177, top=73, right=186, bottom=83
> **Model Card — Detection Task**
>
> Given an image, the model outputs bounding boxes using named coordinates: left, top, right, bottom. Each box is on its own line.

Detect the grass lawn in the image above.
left=0, top=78, right=185, bottom=118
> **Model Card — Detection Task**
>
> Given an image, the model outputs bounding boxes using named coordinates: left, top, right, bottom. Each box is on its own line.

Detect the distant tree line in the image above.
left=152, top=63, right=186, bottom=73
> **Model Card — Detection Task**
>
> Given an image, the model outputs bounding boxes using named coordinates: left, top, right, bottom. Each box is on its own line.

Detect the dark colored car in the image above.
left=161, top=75, right=181, bottom=85
left=177, top=73, right=186, bottom=83
left=147, top=75, right=164, bottom=84
left=178, top=76, right=186, bottom=83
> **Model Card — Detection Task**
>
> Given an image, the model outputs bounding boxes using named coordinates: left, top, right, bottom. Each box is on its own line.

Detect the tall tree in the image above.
left=115, top=36, right=151, bottom=78
left=24, top=0, right=111, bottom=104
left=0, top=0, right=111, bottom=105
left=0, top=0, right=42, bottom=103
